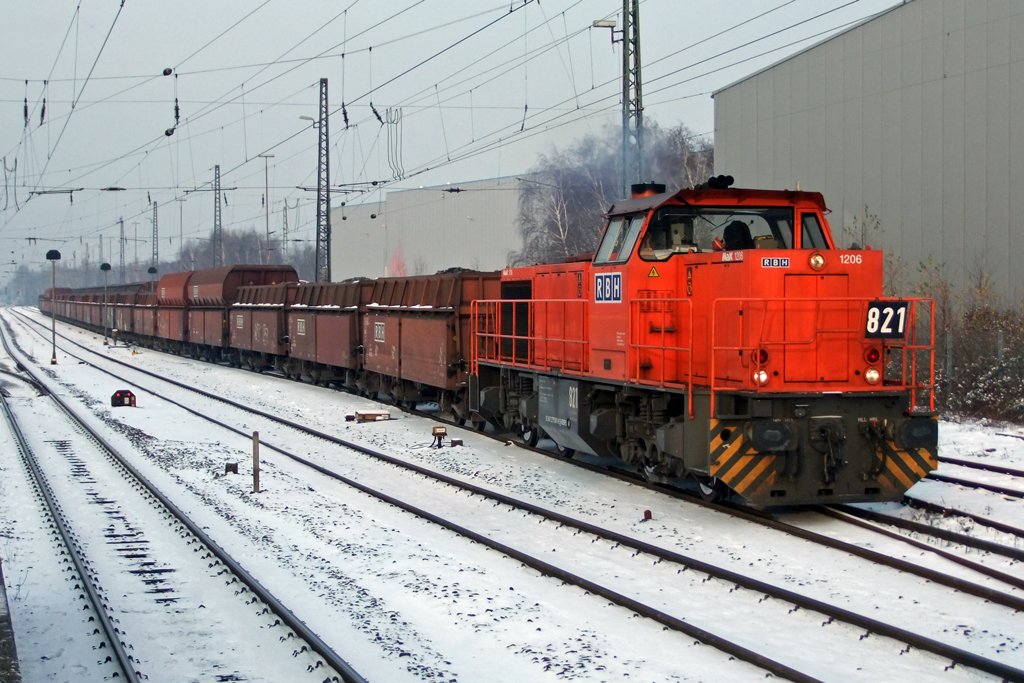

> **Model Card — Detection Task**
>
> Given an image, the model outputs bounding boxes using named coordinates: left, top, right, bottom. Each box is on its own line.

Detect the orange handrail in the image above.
left=710, top=297, right=935, bottom=416
left=471, top=299, right=589, bottom=375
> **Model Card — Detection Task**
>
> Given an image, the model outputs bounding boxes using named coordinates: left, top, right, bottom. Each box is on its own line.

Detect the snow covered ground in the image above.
left=2, top=307, right=1022, bottom=682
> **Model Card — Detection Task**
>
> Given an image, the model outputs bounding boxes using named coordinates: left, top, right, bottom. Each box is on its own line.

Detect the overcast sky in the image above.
left=0, top=0, right=899, bottom=274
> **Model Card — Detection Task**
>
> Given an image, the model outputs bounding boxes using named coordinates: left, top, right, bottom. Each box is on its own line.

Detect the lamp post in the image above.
left=258, top=153, right=274, bottom=264
left=46, top=249, right=61, bottom=364
left=100, top=262, right=111, bottom=345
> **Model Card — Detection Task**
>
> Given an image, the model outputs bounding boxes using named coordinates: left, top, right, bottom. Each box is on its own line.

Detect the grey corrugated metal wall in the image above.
left=714, top=0, right=1024, bottom=297
left=330, top=176, right=523, bottom=279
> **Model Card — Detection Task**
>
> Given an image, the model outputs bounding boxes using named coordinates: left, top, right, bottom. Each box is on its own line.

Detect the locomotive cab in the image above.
left=472, top=181, right=937, bottom=507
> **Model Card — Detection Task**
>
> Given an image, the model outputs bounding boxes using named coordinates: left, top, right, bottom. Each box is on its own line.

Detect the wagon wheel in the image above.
left=474, top=418, right=488, bottom=432
left=519, top=423, right=540, bottom=448
left=554, top=441, right=575, bottom=458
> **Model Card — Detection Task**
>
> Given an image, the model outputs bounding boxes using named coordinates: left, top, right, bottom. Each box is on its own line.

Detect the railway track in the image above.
left=13, top=309, right=1024, bottom=575
left=0, top=316, right=365, bottom=683
left=0, top=391, right=139, bottom=682
left=6, top=308, right=1024, bottom=682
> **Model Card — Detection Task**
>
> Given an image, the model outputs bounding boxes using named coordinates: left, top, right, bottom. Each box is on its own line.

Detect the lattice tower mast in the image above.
left=119, top=218, right=125, bottom=284
left=621, top=0, right=643, bottom=199
left=282, top=200, right=289, bottom=261
left=152, top=201, right=158, bottom=268
left=213, top=165, right=223, bottom=267
left=315, top=78, right=331, bottom=282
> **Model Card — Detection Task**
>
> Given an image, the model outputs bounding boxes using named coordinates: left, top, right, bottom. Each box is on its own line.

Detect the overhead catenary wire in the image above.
left=32, top=1, right=127, bottom=193
left=3, top=1, right=876, bottom=268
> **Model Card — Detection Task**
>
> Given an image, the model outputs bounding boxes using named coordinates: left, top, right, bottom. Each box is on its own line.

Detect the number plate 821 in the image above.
left=865, top=301, right=909, bottom=339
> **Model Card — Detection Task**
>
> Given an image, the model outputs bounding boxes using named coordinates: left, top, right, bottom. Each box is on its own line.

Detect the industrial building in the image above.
left=329, top=176, right=525, bottom=280
left=713, top=0, right=1024, bottom=296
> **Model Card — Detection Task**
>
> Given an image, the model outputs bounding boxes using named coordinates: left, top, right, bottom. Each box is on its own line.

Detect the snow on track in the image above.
left=5, top=307, right=1022, bottom=681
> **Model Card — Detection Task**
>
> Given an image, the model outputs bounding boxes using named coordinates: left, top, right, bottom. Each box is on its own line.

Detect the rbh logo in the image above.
left=761, top=257, right=790, bottom=268
left=595, top=272, right=622, bottom=303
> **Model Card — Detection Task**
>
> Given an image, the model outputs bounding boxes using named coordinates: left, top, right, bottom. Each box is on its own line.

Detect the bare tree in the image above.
left=513, top=121, right=713, bottom=266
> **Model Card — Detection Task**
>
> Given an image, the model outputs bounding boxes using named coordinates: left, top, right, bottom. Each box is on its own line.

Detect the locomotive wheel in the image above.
left=698, top=477, right=723, bottom=503
left=454, top=416, right=467, bottom=426
left=520, top=424, right=540, bottom=448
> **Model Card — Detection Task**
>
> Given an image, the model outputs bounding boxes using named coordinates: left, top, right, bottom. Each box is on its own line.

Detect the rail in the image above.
left=471, top=298, right=589, bottom=374
left=710, top=297, right=934, bottom=414
left=10, top=308, right=1024, bottom=683
left=0, top=317, right=367, bottom=683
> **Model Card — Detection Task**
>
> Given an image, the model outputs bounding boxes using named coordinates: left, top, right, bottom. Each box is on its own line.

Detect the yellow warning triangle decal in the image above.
left=648, top=266, right=660, bottom=278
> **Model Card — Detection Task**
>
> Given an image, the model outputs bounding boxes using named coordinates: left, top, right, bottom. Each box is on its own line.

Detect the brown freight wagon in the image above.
left=229, top=282, right=297, bottom=370
left=131, top=287, right=158, bottom=341
left=156, top=270, right=193, bottom=352
left=286, top=279, right=372, bottom=386
left=37, top=288, right=72, bottom=318
left=188, top=265, right=298, bottom=361
left=360, top=271, right=500, bottom=417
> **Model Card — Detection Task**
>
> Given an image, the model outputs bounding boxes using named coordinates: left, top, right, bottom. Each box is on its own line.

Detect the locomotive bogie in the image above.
left=472, top=362, right=937, bottom=506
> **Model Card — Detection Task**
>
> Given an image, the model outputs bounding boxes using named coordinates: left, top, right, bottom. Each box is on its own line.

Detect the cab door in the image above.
left=590, top=214, right=644, bottom=380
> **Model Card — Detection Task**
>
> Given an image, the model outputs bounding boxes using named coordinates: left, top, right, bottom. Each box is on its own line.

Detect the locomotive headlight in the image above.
left=753, top=369, right=769, bottom=386
left=809, top=253, right=826, bottom=270
left=864, top=367, right=881, bottom=384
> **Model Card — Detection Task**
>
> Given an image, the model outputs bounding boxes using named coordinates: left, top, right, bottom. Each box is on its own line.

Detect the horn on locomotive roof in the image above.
left=705, top=174, right=735, bottom=189
left=630, top=182, right=666, bottom=198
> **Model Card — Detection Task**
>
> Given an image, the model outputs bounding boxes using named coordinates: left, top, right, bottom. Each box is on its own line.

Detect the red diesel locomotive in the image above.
left=470, top=180, right=937, bottom=505
left=39, top=179, right=936, bottom=507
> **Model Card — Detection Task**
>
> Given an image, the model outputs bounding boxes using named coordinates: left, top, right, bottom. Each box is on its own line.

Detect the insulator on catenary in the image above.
left=174, top=97, right=180, bottom=125
left=371, top=102, right=383, bottom=125
left=342, top=103, right=349, bottom=129
left=40, top=99, right=46, bottom=126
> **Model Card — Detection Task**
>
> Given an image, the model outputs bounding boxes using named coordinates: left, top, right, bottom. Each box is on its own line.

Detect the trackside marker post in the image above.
left=253, top=431, right=260, bottom=493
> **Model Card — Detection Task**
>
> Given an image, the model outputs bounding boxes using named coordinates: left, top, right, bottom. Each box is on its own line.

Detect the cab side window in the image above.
left=595, top=214, right=645, bottom=264
left=800, top=213, right=829, bottom=249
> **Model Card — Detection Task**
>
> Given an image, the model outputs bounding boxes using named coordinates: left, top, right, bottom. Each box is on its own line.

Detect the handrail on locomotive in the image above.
left=471, top=296, right=934, bottom=417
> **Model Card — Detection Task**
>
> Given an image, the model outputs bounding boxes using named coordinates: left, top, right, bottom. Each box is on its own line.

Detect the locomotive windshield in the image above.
left=638, top=206, right=796, bottom=261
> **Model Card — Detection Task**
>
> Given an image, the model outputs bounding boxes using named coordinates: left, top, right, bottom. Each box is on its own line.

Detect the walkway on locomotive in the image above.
left=477, top=188, right=932, bottom=407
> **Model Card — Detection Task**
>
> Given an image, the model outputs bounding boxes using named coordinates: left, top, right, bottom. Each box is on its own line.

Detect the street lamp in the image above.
left=100, top=262, right=111, bottom=345
left=46, top=249, right=61, bottom=364
left=258, top=153, right=275, bottom=264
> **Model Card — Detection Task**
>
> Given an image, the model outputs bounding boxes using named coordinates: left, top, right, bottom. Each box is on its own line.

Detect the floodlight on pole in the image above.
left=46, top=249, right=61, bottom=364
left=258, top=153, right=275, bottom=265
left=100, top=262, right=111, bottom=345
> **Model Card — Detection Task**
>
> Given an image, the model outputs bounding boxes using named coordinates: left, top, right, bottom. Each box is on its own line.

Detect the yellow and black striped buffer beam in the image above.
left=875, top=441, right=938, bottom=493
left=709, top=418, right=784, bottom=499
